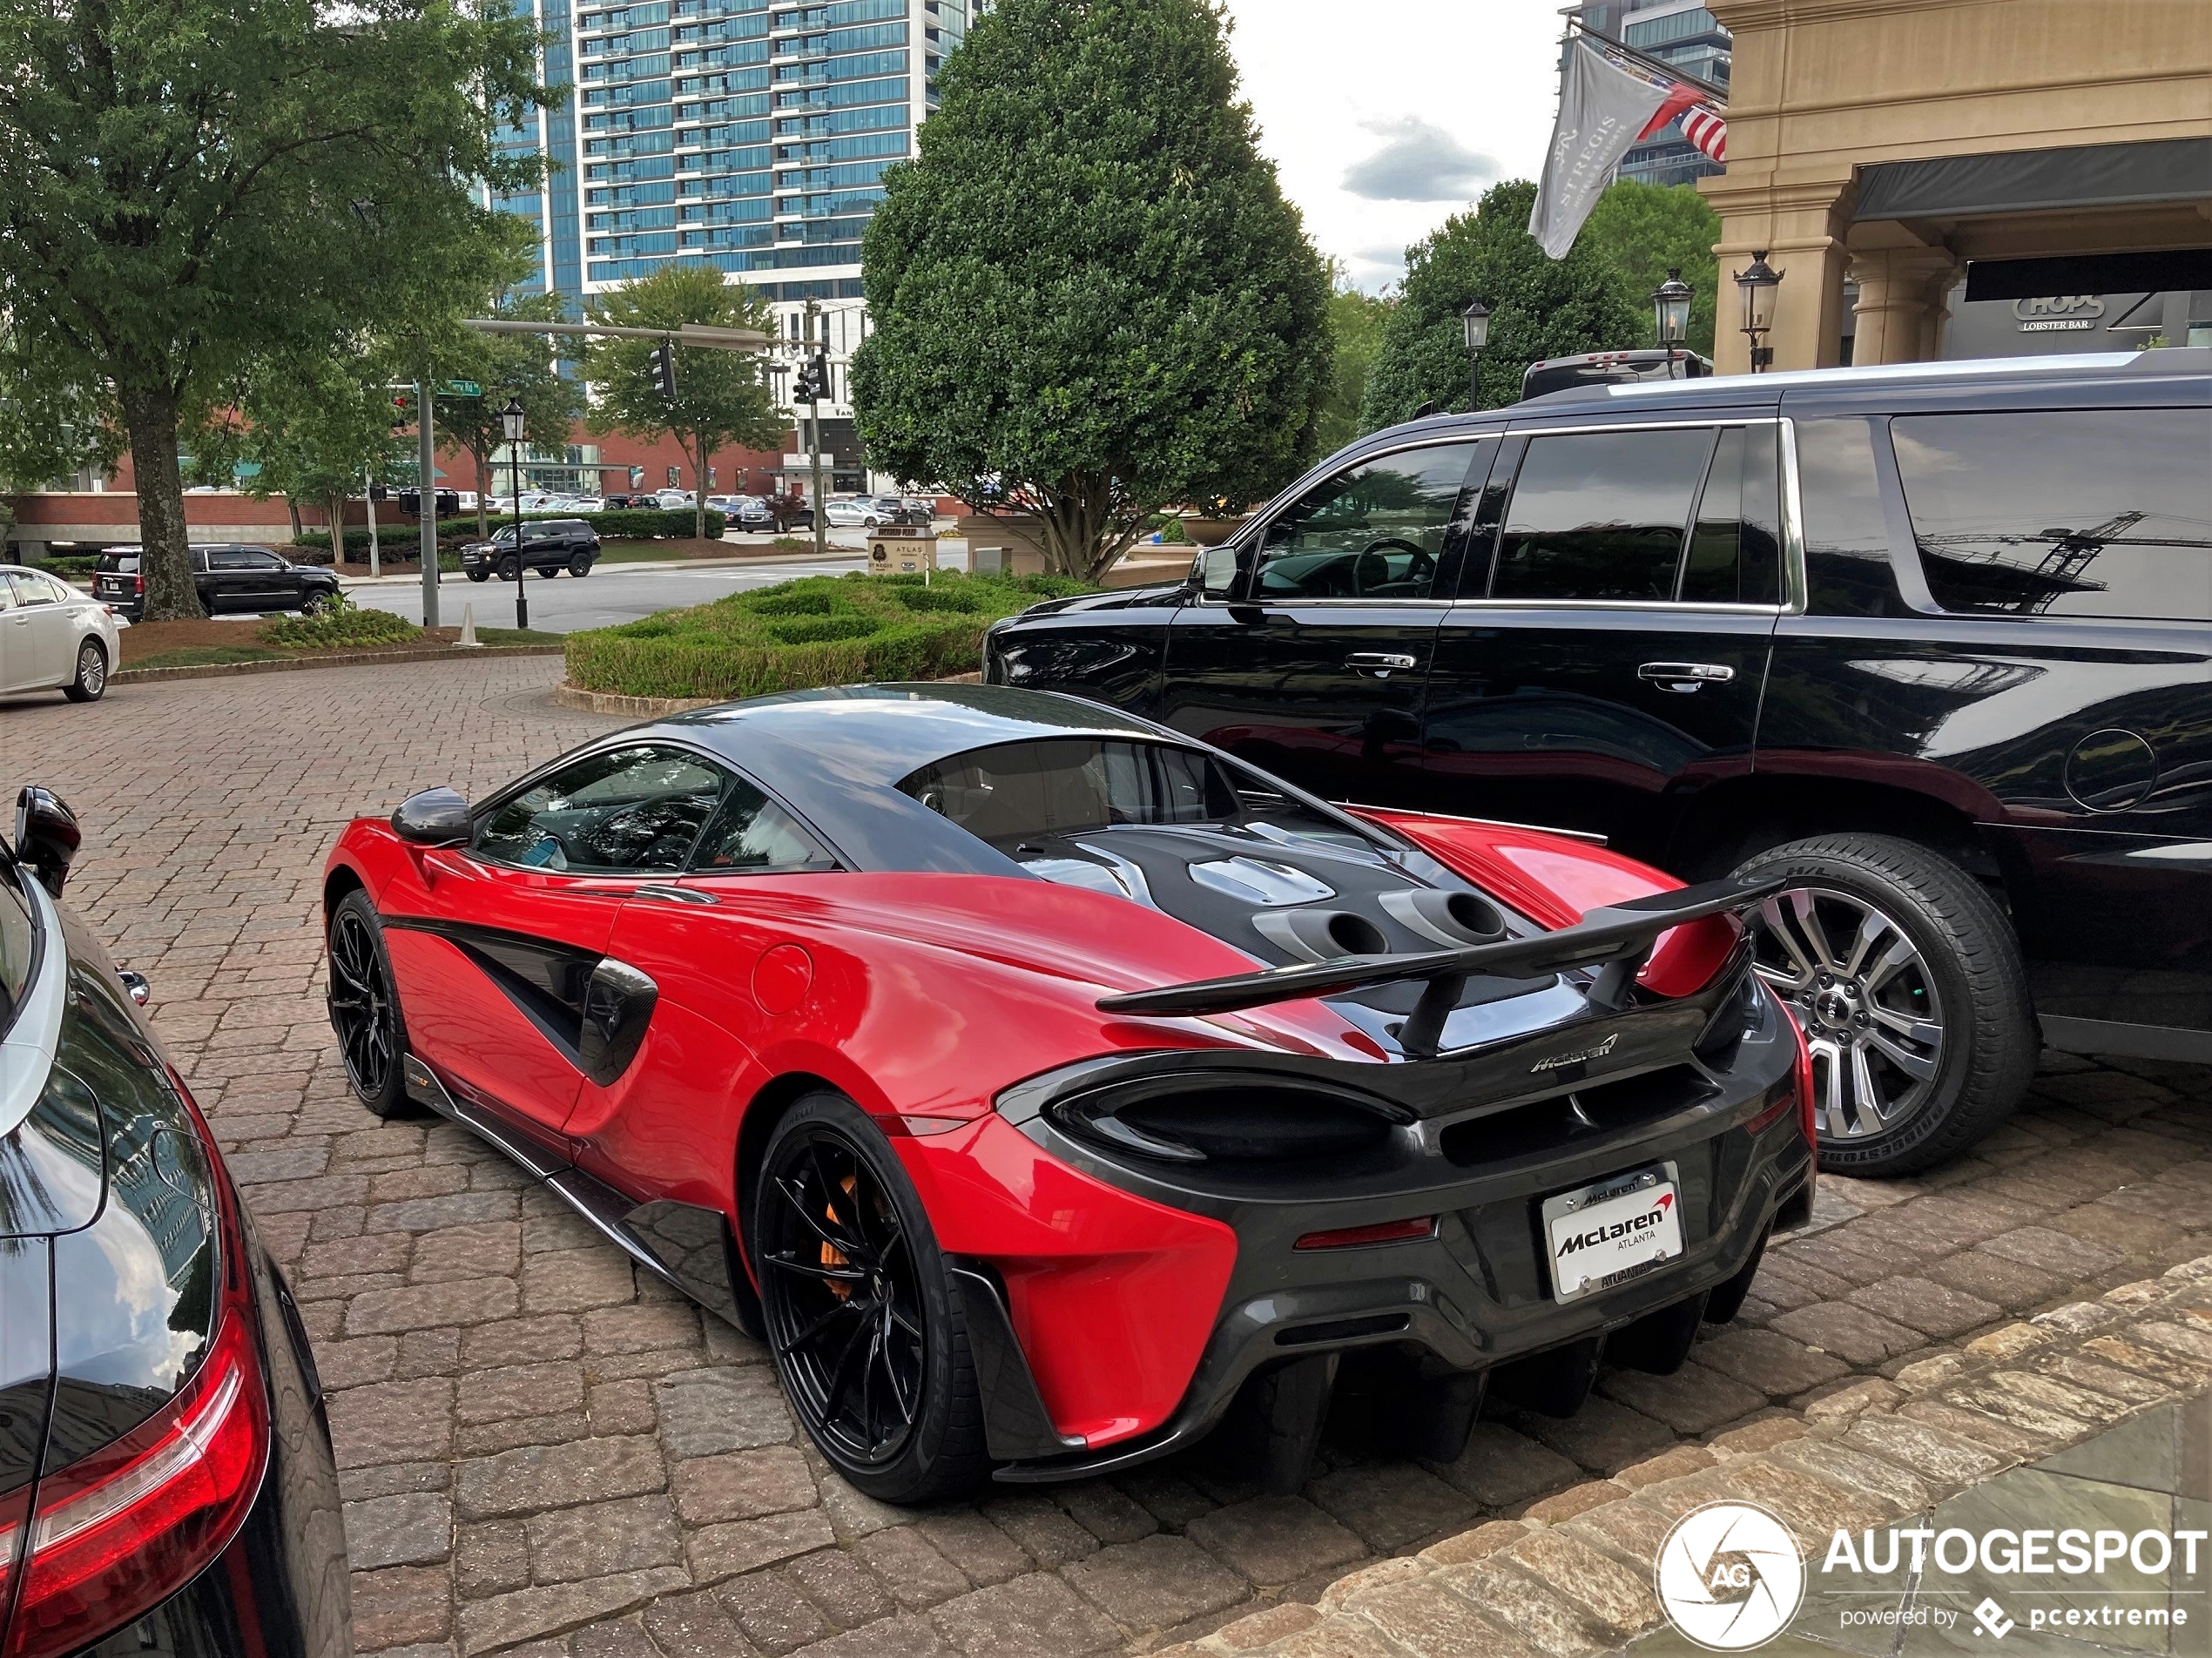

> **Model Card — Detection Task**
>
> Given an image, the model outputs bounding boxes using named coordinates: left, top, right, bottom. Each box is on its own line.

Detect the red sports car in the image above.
left=323, top=685, right=1814, bottom=1501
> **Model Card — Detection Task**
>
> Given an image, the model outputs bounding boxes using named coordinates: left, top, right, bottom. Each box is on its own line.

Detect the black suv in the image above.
left=95, top=543, right=341, bottom=621
left=461, top=517, right=601, bottom=581
left=984, top=348, right=2212, bottom=1174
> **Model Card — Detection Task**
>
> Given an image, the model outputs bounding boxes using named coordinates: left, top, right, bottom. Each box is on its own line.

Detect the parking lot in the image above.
left=12, top=655, right=2212, bottom=1658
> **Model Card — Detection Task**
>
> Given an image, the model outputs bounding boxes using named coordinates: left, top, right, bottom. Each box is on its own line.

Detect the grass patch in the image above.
left=564, top=570, right=1087, bottom=701
left=129, top=644, right=287, bottom=671
left=596, top=538, right=736, bottom=564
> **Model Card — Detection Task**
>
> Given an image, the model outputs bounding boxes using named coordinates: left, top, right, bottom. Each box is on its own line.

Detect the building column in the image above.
left=1703, top=176, right=1857, bottom=374
left=1849, top=247, right=1962, bottom=365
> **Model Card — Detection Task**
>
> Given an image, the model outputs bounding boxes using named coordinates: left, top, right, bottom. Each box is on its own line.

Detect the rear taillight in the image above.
left=132, top=575, right=143, bottom=595
left=1786, top=1005, right=1817, bottom=1157
left=2, top=1088, right=269, bottom=1658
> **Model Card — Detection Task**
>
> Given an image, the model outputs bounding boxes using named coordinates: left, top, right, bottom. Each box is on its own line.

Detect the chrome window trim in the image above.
left=1190, top=433, right=1500, bottom=610
left=0, top=875, right=70, bottom=1139
left=1444, top=415, right=1807, bottom=618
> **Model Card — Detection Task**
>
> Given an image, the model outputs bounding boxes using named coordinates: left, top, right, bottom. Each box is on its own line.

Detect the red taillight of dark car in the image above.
left=0, top=1100, right=269, bottom=1658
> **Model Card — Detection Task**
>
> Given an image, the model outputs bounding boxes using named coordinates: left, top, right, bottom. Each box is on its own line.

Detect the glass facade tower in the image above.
left=1561, top=0, right=1731, bottom=191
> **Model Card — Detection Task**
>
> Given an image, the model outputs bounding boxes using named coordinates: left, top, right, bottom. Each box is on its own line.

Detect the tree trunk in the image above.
left=691, top=434, right=708, bottom=543
left=327, top=495, right=348, bottom=570
left=287, top=496, right=304, bottom=543
left=118, top=384, right=200, bottom=621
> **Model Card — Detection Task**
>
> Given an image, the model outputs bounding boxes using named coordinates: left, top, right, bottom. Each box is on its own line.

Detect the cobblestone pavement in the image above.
left=10, top=657, right=2212, bottom=1658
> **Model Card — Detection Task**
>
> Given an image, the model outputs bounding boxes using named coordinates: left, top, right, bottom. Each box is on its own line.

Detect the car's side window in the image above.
left=1679, top=424, right=1784, bottom=605
left=473, top=745, right=731, bottom=874
left=1490, top=427, right=1717, bottom=602
left=688, top=778, right=833, bottom=873
left=240, top=549, right=284, bottom=570
left=1891, top=408, right=2211, bottom=621
left=6, top=571, right=57, bottom=607
left=207, top=549, right=251, bottom=570
left=1252, top=443, right=1480, bottom=602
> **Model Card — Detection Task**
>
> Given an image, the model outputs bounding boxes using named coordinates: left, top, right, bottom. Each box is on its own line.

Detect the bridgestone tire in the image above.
left=1733, top=833, right=2034, bottom=1176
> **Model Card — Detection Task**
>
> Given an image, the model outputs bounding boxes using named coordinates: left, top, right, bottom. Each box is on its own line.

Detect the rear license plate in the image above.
left=1541, top=1163, right=1683, bottom=1303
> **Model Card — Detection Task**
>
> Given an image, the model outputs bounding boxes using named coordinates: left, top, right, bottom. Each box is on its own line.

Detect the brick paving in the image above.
left=9, top=656, right=2211, bottom=1658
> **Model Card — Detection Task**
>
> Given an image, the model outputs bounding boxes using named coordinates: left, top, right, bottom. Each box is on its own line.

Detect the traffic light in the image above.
left=653, top=340, right=678, bottom=400
left=793, top=350, right=831, bottom=403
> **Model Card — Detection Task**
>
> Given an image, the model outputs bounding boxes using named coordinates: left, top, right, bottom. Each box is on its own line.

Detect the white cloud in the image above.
left=1219, top=0, right=1563, bottom=292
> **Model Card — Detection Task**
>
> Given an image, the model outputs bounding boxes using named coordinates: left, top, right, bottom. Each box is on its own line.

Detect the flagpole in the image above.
left=1565, top=17, right=1727, bottom=104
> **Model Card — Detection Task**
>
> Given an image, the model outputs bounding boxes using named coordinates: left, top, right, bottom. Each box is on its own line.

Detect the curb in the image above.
left=334, top=548, right=865, bottom=588
left=113, top=643, right=565, bottom=686
left=1161, top=1256, right=2212, bottom=1657
left=553, top=669, right=983, bottom=720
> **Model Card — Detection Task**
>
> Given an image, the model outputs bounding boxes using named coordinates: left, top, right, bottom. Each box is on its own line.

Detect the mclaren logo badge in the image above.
left=1531, top=1033, right=1619, bottom=1074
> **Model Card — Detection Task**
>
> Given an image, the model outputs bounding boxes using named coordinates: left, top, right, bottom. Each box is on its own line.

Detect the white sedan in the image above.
left=821, top=498, right=880, bottom=528
left=0, top=566, right=122, bottom=703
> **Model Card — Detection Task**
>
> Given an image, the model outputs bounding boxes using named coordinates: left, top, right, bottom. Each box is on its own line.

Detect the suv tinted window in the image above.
left=1254, top=442, right=1478, bottom=601
left=1680, top=424, right=1784, bottom=605
left=98, top=551, right=140, bottom=574
left=1492, top=427, right=1715, bottom=601
left=1796, top=416, right=1904, bottom=617
left=474, top=745, right=730, bottom=873
left=1892, top=409, right=2211, bottom=620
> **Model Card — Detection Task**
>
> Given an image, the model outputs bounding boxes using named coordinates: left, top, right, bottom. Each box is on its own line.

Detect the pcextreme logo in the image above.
left=1655, top=1501, right=1806, bottom=1651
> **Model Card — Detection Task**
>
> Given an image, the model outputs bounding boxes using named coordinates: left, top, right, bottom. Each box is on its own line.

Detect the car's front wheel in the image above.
left=468, top=570, right=490, bottom=583
left=1735, top=833, right=2033, bottom=1176
left=326, top=890, right=415, bottom=1118
left=752, top=1094, right=989, bottom=1502
left=499, top=556, right=520, bottom=582
left=63, top=638, right=107, bottom=703
left=300, top=590, right=334, bottom=617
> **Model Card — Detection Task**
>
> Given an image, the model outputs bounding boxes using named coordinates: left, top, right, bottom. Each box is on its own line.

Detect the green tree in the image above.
left=441, top=294, right=589, bottom=536
left=850, top=0, right=1332, bottom=582
left=0, top=324, right=118, bottom=493
left=1581, top=179, right=1723, bottom=358
left=1316, top=263, right=1393, bottom=453
left=0, top=0, right=552, bottom=617
left=1360, top=179, right=1642, bottom=428
left=583, top=265, right=786, bottom=544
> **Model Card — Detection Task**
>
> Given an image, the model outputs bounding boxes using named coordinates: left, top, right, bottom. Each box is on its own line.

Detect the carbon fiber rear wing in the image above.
left=1097, top=875, right=1784, bottom=1057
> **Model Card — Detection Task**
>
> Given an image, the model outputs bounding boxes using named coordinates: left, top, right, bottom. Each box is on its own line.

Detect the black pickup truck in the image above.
left=94, top=543, right=342, bottom=621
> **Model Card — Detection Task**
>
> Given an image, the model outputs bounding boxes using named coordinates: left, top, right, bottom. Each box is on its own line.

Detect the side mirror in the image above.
left=392, top=787, right=472, bottom=846
left=13, top=786, right=82, bottom=897
left=1199, top=544, right=1242, bottom=598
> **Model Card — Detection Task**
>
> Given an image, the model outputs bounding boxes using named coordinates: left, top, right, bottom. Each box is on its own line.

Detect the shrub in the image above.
left=263, top=599, right=421, bottom=650
left=563, top=570, right=1088, bottom=701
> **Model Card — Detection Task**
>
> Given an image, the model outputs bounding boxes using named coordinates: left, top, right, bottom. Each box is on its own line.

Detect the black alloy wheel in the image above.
left=301, top=590, right=334, bottom=617
left=63, top=639, right=107, bottom=703
left=568, top=550, right=591, bottom=576
left=753, top=1095, right=988, bottom=1502
left=326, top=891, right=413, bottom=1117
left=468, top=570, right=490, bottom=583
left=500, top=556, right=521, bottom=581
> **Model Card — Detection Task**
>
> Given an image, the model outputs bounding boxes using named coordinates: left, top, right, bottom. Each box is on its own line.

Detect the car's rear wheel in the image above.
left=752, top=1094, right=988, bottom=1502
left=63, top=638, right=107, bottom=702
left=568, top=551, right=591, bottom=576
left=1734, top=834, right=2033, bottom=1175
left=327, top=891, right=415, bottom=1118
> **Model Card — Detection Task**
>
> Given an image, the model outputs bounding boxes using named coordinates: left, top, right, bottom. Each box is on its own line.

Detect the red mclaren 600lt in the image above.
left=322, top=685, right=1815, bottom=1501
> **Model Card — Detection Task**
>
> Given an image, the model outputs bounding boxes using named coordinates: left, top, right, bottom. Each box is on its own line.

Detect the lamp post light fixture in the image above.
left=501, top=395, right=529, bottom=630
left=1460, top=298, right=1492, bottom=410
left=1650, top=267, right=1693, bottom=377
left=1734, top=250, right=1781, bottom=373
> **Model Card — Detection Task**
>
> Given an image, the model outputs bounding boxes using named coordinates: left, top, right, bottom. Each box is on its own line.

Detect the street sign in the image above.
left=439, top=379, right=483, bottom=397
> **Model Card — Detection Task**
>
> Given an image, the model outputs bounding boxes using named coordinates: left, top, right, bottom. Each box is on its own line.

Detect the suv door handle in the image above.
left=1346, top=652, right=1419, bottom=674
left=1638, top=662, right=1736, bottom=691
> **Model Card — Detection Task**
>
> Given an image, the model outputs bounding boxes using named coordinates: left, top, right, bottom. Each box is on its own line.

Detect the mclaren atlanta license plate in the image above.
left=1541, top=1163, right=1683, bottom=1303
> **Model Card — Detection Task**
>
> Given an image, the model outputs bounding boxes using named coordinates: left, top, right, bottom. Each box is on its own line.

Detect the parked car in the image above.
left=325, top=687, right=1811, bottom=1500
left=821, top=496, right=877, bottom=528
left=95, top=543, right=339, bottom=624
left=984, top=348, right=2212, bottom=1175
left=1, top=787, right=351, bottom=1658
left=771, top=496, right=815, bottom=533
left=460, top=518, right=601, bottom=582
left=726, top=495, right=776, bottom=531
left=1521, top=348, right=1716, bottom=401
left=655, top=489, right=696, bottom=510
left=3, top=564, right=121, bottom=703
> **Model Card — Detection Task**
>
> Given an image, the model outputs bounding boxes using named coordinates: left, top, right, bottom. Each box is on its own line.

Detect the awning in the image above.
left=1854, top=137, right=2212, bottom=221
left=1963, top=248, right=2212, bottom=303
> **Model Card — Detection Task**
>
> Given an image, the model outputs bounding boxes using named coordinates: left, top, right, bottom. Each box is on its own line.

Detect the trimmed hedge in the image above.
left=564, top=571, right=1087, bottom=701
left=298, top=508, right=723, bottom=558
left=263, top=605, right=421, bottom=650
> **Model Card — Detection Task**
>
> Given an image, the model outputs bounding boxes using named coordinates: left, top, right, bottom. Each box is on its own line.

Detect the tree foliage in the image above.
left=189, top=351, right=408, bottom=550
left=1360, top=180, right=1642, bottom=430
left=1581, top=180, right=1723, bottom=358
left=850, top=0, right=1332, bottom=581
left=0, top=0, right=553, bottom=617
left=1315, top=266, right=1393, bottom=458
left=583, top=265, right=786, bottom=544
left=442, top=293, right=589, bottom=535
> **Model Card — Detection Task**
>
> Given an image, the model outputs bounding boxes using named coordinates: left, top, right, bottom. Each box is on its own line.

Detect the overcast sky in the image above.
left=1218, top=1, right=1566, bottom=293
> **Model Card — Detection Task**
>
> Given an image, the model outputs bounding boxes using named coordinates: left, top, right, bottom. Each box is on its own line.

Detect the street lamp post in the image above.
left=502, top=396, right=529, bottom=631
left=1460, top=298, right=1492, bottom=411
left=1734, top=251, right=1782, bottom=373
left=1651, top=268, right=1693, bottom=378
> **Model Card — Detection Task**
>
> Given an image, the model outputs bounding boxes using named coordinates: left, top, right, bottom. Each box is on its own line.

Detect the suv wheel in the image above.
left=301, top=590, right=334, bottom=617
left=1734, top=833, right=2034, bottom=1176
left=500, top=556, right=520, bottom=582
left=568, top=550, right=591, bottom=576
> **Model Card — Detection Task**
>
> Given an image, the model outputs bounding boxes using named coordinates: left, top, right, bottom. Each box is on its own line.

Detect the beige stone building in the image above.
left=1699, top=0, right=2212, bottom=373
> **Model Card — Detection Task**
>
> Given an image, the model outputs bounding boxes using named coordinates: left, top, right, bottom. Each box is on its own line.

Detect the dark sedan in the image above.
left=0, top=789, right=350, bottom=1658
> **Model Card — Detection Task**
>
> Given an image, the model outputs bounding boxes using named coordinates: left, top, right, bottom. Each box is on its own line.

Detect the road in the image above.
left=347, top=552, right=868, bottom=633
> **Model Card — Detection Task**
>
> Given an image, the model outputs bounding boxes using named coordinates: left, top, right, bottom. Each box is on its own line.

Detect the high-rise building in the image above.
left=1561, top=1, right=1730, bottom=191
left=496, top=0, right=968, bottom=475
